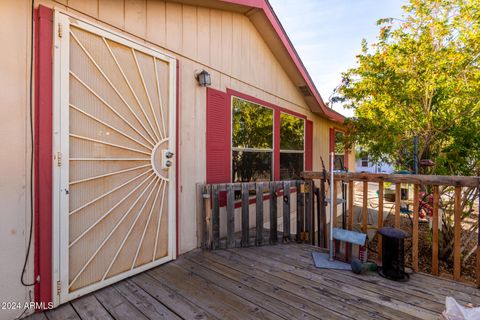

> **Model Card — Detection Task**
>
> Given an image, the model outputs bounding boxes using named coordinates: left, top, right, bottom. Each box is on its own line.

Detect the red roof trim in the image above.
left=220, top=0, right=345, bottom=123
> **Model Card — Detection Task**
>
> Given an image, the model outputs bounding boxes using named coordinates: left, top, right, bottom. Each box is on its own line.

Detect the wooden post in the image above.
left=212, top=184, right=220, bottom=249
left=203, top=185, right=212, bottom=249
left=306, top=180, right=314, bottom=245
left=432, top=185, right=439, bottom=276
left=296, top=181, right=304, bottom=242
left=255, top=183, right=264, bottom=246
left=412, top=184, right=419, bottom=272
left=377, top=181, right=384, bottom=264
left=226, top=184, right=235, bottom=248
left=477, top=188, right=480, bottom=287
left=362, top=181, right=368, bottom=233
left=332, top=180, right=338, bottom=229
left=269, top=182, right=278, bottom=244
left=348, top=181, right=354, bottom=231
left=395, top=183, right=401, bottom=228
left=241, top=183, right=250, bottom=247
left=310, top=180, right=315, bottom=245
left=282, top=181, right=291, bottom=242
left=320, top=180, right=327, bottom=248
left=453, top=186, right=461, bottom=280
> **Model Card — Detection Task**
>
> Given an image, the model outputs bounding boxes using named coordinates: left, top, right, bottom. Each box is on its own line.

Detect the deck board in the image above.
left=26, top=243, right=480, bottom=320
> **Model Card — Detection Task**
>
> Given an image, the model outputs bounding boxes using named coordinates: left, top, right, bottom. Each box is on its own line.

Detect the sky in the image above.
left=269, top=0, right=406, bottom=117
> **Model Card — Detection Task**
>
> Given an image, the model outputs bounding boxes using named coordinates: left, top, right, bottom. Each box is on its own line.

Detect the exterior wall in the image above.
left=0, top=0, right=351, bottom=314
left=0, top=1, right=35, bottom=319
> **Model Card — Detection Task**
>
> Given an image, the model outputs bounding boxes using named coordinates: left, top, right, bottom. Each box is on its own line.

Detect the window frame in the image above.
left=228, top=89, right=307, bottom=182
left=331, top=128, right=348, bottom=171
left=279, top=112, right=305, bottom=180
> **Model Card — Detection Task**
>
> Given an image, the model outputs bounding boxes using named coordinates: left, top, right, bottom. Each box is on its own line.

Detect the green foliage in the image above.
left=335, top=0, right=480, bottom=176
left=232, top=97, right=273, bottom=149
left=280, top=113, right=304, bottom=150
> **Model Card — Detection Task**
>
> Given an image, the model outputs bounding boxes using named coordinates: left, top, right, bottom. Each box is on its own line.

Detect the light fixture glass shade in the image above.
left=197, top=70, right=211, bottom=87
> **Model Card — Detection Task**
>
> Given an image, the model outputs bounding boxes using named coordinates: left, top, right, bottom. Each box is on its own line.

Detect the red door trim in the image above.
left=34, top=5, right=53, bottom=306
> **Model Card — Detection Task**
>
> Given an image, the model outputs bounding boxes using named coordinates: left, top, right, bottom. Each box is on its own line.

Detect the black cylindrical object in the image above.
left=378, top=227, right=409, bottom=281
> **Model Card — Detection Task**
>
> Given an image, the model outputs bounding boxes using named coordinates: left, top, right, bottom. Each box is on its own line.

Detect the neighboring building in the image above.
left=356, top=155, right=394, bottom=173
left=0, top=0, right=354, bottom=317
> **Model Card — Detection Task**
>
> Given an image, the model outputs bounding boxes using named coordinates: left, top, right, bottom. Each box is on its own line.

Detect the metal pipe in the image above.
left=329, top=152, right=335, bottom=261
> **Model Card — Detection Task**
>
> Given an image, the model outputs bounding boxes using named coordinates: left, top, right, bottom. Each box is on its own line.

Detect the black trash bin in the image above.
left=378, top=227, right=409, bottom=281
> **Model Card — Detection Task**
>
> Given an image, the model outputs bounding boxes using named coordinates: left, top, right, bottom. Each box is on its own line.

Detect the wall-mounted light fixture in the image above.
left=195, top=70, right=211, bottom=87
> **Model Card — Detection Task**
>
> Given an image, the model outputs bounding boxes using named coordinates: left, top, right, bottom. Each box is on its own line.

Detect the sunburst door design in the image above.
left=54, top=13, right=176, bottom=303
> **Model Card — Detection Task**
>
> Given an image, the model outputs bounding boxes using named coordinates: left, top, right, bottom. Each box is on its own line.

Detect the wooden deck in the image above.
left=27, top=244, right=480, bottom=320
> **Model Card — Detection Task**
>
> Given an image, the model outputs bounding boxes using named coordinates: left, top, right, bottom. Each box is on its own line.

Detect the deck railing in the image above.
left=200, top=180, right=315, bottom=249
left=303, top=171, right=480, bottom=286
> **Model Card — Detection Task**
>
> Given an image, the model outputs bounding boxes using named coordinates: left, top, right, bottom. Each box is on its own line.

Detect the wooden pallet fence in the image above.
left=201, top=180, right=314, bottom=250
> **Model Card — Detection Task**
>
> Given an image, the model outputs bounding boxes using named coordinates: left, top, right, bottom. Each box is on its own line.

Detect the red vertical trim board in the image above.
left=34, top=5, right=53, bottom=307
left=273, top=111, right=281, bottom=180
left=305, top=120, right=313, bottom=171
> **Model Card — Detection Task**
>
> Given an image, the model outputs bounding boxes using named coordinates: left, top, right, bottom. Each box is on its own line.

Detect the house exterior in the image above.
left=356, top=154, right=394, bottom=173
left=0, top=0, right=353, bottom=318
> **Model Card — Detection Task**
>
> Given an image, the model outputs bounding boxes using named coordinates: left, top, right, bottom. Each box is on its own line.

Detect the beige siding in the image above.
left=0, top=0, right=349, bottom=312
left=0, top=1, right=34, bottom=318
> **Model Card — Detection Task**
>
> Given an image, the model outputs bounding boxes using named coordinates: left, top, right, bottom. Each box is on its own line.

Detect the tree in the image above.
left=332, top=0, right=480, bottom=269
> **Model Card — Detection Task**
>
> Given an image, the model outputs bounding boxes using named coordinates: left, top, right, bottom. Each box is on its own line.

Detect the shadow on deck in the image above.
left=27, top=244, right=480, bottom=320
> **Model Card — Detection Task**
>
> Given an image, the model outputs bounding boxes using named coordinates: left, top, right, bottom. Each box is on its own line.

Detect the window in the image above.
left=280, top=113, right=304, bottom=180
left=232, top=97, right=273, bottom=182
left=334, top=131, right=345, bottom=170
left=361, top=156, right=369, bottom=167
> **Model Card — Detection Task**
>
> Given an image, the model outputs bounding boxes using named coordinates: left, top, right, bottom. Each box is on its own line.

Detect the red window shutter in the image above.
left=206, top=88, right=231, bottom=183
left=344, top=148, right=349, bottom=171
left=305, top=120, right=313, bottom=171
left=329, top=128, right=335, bottom=153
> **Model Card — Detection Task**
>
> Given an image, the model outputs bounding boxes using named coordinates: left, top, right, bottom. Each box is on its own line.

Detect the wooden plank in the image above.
left=412, top=184, right=419, bottom=272
left=255, top=182, right=264, bottom=246
left=320, top=180, right=327, bottom=247
left=253, top=246, right=444, bottom=320
left=377, top=181, right=384, bottom=263
left=241, top=183, right=250, bottom=247
left=302, top=172, right=480, bottom=188
left=395, top=183, right=401, bottom=228
left=114, top=280, right=181, bottom=320
left=226, top=184, right=235, bottom=248
left=305, top=180, right=313, bottom=244
left=45, top=303, right=81, bottom=320
left=201, top=184, right=211, bottom=249
left=178, top=257, right=317, bottom=320
left=296, top=181, right=303, bottom=242
left=347, top=181, right=354, bottom=231
left=432, top=185, right=440, bottom=276
left=71, top=294, right=114, bottom=320
left=332, top=180, right=337, bottom=229
left=24, top=312, right=48, bottom=320
left=362, top=181, right=368, bottom=232
left=131, top=273, right=215, bottom=320
left=186, top=252, right=348, bottom=320
left=477, top=245, right=480, bottom=288
left=292, top=243, right=480, bottom=305
left=212, top=184, right=220, bottom=249
left=94, top=286, right=149, bottom=320
left=221, top=248, right=415, bottom=320
left=454, top=186, right=462, bottom=280
left=260, top=245, right=445, bottom=317
left=282, top=181, right=291, bottom=242
left=149, top=263, right=280, bottom=320
left=269, top=182, right=277, bottom=244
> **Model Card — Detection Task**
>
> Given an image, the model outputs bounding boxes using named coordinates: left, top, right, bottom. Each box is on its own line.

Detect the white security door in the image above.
left=53, top=12, right=176, bottom=304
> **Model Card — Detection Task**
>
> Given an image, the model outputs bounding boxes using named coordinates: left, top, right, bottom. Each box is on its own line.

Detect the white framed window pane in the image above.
left=280, top=113, right=304, bottom=150
left=280, top=153, right=304, bottom=180
left=232, top=150, right=273, bottom=182
left=232, top=97, right=273, bottom=149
